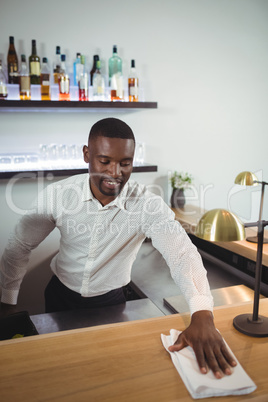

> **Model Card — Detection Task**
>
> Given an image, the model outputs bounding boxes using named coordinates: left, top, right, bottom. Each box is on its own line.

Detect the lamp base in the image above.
left=246, top=236, right=268, bottom=244
left=233, top=314, right=268, bottom=337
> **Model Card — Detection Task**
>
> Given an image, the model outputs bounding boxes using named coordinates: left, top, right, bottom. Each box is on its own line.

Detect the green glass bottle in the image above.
left=29, top=40, right=41, bottom=85
left=108, top=45, right=123, bottom=101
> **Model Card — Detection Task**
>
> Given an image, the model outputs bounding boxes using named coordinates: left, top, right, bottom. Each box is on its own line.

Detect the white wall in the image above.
left=0, top=0, right=268, bottom=313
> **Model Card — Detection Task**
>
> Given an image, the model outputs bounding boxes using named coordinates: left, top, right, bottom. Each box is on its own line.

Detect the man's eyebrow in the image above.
left=97, top=155, right=133, bottom=161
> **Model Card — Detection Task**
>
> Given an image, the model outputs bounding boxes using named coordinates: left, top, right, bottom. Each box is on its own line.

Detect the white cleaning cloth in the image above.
left=161, top=329, right=256, bottom=399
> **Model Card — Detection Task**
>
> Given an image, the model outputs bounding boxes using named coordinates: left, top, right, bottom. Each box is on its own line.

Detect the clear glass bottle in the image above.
left=73, top=52, right=84, bottom=86
left=79, top=55, right=88, bottom=101
left=53, top=46, right=61, bottom=84
left=40, top=57, right=51, bottom=101
left=93, top=60, right=105, bottom=101
left=7, top=36, right=19, bottom=84
left=29, top=40, right=41, bottom=85
left=109, top=45, right=123, bottom=101
left=19, top=54, right=31, bottom=100
left=90, top=55, right=99, bottom=86
left=128, top=59, right=139, bottom=102
left=0, top=59, right=8, bottom=99
left=58, top=54, right=70, bottom=101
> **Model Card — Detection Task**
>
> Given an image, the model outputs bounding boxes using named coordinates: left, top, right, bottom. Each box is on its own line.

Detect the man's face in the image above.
left=83, top=136, right=135, bottom=206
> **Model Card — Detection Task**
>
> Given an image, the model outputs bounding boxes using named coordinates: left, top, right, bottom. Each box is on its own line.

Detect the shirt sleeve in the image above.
left=0, top=187, right=56, bottom=305
left=142, top=195, right=214, bottom=315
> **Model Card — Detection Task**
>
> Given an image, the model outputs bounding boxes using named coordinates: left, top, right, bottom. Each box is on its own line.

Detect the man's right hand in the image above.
left=0, top=302, right=17, bottom=318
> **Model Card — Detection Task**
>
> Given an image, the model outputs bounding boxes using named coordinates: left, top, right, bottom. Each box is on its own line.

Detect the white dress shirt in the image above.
left=0, top=173, right=213, bottom=315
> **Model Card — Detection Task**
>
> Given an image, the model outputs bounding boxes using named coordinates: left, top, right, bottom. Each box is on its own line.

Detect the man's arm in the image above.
left=1, top=203, right=56, bottom=306
left=143, top=199, right=236, bottom=377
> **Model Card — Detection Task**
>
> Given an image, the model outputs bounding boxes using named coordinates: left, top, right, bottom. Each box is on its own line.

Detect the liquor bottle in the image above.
left=40, top=57, right=51, bottom=101
left=0, top=59, right=8, bottom=99
left=53, top=46, right=61, bottom=84
left=79, top=55, right=88, bottom=101
left=19, top=54, right=31, bottom=100
left=93, top=60, right=105, bottom=101
left=90, top=55, right=99, bottom=86
left=109, top=45, right=123, bottom=101
left=7, top=36, right=19, bottom=84
left=73, top=53, right=84, bottom=86
left=58, top=54, right=70, bottom=101
left=29, top=40, right=41, bottom=85
left=128, top=59, right=139, bottom=102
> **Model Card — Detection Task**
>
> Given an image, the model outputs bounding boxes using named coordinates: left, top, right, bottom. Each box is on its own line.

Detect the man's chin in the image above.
left=99, top=185, right=123, bottom=197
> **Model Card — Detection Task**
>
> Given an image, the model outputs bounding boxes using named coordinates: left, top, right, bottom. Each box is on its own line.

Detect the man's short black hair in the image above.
left=88, top=118, right=135, bottom=144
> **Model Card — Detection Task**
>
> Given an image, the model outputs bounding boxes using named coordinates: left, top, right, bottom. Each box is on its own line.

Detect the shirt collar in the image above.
left=82, top=174, right=128, bottom=210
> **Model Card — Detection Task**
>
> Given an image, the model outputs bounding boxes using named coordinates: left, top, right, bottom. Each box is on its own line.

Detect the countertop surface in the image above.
left=1, top=299, right=268, bottom=401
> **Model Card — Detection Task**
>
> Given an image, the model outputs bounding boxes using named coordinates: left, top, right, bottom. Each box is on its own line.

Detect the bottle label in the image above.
left=79, top=74, right=88, bottom=90
left=8, top=63, right=18, bottom=76
left=30, top=61, right=40, bottom=76
left=129, top=86, right=138, bottom=96
left=59, top=76, right=70, bottom=93
left=111, top=73, right=124, bottom=99
left=0, top=84, right=7, bottom=96
left=97, top=86, right=104, bottom=95
left=20, top=76, right=31, bottom=92
left=54, top=72, right=60, bottom=84
left=76, top=64, right=84, bottom=83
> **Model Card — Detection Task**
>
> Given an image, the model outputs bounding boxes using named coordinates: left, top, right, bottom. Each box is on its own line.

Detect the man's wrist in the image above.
left=191, top=310, right=214, bottom=324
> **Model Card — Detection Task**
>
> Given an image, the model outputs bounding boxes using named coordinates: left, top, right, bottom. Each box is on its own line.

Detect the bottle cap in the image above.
left=113, top=45, right=117, bottom=53
left=61, top=54, right=66, bottom=61
left=42, top=57, right=48, bottom=63
left=9, top=36, right=14, bottom=44
left=21, top=54, right=26, bottom=62
left=131, top=59, right=135, bottom=68
left=76, top=53, right=81, bottom=58
left=94, top=55, right=99, bottom=61
left=32, top=40, right=36, bottom=45
left=56, top=46, right=61, bottom=54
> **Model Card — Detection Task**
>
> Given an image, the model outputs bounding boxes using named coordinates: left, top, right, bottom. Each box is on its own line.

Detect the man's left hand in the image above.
left=168, top=310, right=237, bottom=379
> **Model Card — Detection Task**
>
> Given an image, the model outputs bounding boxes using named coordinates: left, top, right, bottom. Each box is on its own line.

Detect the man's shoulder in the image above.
left=126, top=180, right=164, bottom=200
left=124, top=180, right=168, bottom=208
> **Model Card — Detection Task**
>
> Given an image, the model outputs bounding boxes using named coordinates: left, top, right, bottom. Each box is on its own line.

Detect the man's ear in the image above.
left=83, top=145, right=90, bottom=163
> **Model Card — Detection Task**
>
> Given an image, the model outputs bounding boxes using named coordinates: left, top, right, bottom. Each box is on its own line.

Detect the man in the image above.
left=0, top=117, right=236, bottom=378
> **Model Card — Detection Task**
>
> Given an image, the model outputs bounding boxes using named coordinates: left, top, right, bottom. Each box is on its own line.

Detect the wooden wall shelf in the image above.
left=0, top=100, right=158, bottom=112
left=0, top=164, right=158, bottom=180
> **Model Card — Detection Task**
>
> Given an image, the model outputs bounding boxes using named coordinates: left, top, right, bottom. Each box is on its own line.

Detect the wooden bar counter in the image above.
left=0, top=299, right=268, bottom=401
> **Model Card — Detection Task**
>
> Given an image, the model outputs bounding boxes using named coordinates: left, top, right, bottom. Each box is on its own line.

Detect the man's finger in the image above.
left=220, top=344, right=237, bottom=371
left=204, top=347, right=223, bottom=379
left=168, top=333, right=186, bottom=352
left=193, top=342, right=208, bottom=375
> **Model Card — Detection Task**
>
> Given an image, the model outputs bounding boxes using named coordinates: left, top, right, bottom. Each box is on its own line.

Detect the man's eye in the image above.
left=99, top=160, right=109, bottom=165
left=121, top=162, right=131, bottom=167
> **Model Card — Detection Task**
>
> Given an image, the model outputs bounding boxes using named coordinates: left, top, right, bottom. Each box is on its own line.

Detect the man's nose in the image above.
left=108, top=163, right=122, bottom=177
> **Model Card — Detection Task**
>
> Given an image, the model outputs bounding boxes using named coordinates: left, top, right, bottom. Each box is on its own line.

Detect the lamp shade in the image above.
left=234, top=171, right=258, bottom=186
left=195, top=208, right=245, bottom=242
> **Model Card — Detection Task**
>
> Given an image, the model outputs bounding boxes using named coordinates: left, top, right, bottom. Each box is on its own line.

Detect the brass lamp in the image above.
left=196, top=208, right=268, bottom=337
left=234, top=171, right=268, bottom=243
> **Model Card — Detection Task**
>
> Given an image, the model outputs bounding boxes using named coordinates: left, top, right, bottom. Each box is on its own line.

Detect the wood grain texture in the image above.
left=0, top=299, right=268, bottom=401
